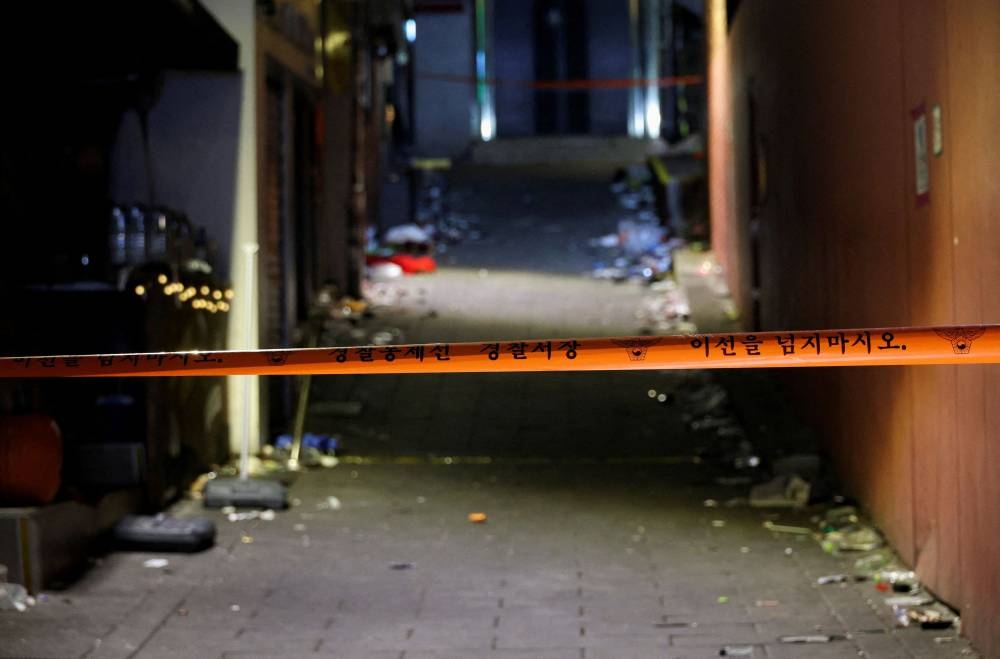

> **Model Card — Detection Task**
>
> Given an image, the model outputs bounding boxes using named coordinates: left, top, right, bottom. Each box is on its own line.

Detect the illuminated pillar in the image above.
left=202, top=0, right=261, bottom=457
left=628, top=0, right=645, bottom=137
left=706, top=0, right=732, bottom=275
left=642, top=0, right=661, bottom=138
left=628, top=0, right=662, bottom=139
left=474, top=0, right=496, bottom=141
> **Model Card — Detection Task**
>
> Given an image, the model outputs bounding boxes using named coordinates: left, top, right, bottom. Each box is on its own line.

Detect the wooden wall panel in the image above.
left=899, top=0, right=962, bottom=607
left=947, top=0, right=1000, bottom=653
left=711, top=0, right=1000, bottom=652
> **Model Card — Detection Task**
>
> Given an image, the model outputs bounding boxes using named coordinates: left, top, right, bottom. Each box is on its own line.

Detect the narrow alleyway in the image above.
left=0, top=164, right=975, bottom=658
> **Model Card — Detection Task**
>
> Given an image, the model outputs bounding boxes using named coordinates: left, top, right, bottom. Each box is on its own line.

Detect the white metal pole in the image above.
left=238, top=242, right=259, bottom=480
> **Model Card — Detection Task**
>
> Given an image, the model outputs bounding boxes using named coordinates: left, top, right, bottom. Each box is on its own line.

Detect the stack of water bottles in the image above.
left=107, top=204, right=200, bottom=281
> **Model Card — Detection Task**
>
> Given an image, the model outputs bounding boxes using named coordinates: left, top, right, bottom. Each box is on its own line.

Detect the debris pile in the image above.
left=673, top=374, right=764, bottom=487
left=813, top=509, right=961, bottom=632
left=636, top=279, right=695, bottom=333
left=366, top=161, right=485, bottom=280
left=668, top=369, right=963, bottom=642
left=366, top=223, right=437, bottom=275
left=593, top=161, right=681, bottom=284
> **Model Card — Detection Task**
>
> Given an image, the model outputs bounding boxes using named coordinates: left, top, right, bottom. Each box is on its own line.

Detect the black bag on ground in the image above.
left=114, top=514, right=216, bottom=552
left=202, top=477, right=287, bottom=510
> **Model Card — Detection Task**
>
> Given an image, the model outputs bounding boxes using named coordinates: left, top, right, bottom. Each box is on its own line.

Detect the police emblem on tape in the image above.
left=612, top=338, right=661, bottom=361
left=266, top=351, right=291, bottom=365
left=934, top=327, right=985, bottom=354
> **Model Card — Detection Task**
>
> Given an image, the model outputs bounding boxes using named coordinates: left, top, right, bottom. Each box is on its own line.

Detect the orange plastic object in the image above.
left=0, top=325, right=997, bottom=378
left=468, top=512, right=488, bottom=523
left=0, top=414, right=62, bottom=504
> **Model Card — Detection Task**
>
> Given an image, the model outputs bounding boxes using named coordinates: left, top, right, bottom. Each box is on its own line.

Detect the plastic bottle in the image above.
left=108, top=206, right=128, bottom=266
left=147, top=209, right=169, bottom=262
left=126, top=206, right=146, bottom=265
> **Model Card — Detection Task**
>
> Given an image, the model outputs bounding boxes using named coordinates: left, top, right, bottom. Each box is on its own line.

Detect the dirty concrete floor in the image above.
left=0, top=164, right=977, bottom=658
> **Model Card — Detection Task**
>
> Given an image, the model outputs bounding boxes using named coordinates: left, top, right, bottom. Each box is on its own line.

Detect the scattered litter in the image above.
left=318, top=496, right=342, bottom=511
left=874, top=569, right=919, bottom=594
left=778, top=634, right=846, bottom=643
left=221, top=506, right=236, bottom=515
left=892, top=606, right=958, bottom=629
left=259, top=510, right=276, bottom=521
left=370, top=329, right=398, bottom=346
left=885, top=595, right=934, bottom=607
left=749, top=475, right=811, bottom=509
left=783, top=547, right=794, bottom=555
left=718, top=645, right=754, bottom=656
left=823, top=526, right=883, bottom=553
left=901, top=606, right=956, bottom=629
left=690, top=416, right=730, bottom=432
left=817, top=574, right=866, bottom=585
left=703, top=499, right=719, bottom=508
left=589, top=233, right=619, bottom=248
left=755, top=600, right=779, bottom=607
left=230, top=604, right=241, bottom=612
left=293, top=523, right=307, bottom=532
left=854, top=549, right=894, bottom=575
left=716, top=595, right=730, bottom=604
left=240, top=533, right=253, bottom=544
left=367, top=252, right=437, bottom=275
left=739, top=546, right=750, bottom=554
left=390, top=562, right=415, bottom=570
left=227, top=511, right=260, bottom=522
left=275, top=433, right=339, bottom=457
left=762, top=521, right=812, bottom=535
left=384, top=223, right=432, bottom=245
left=818, top=506, right=859, bottom=531
left=934, top=637, right=958, bottom=644
left=688, top=382, right=729, bottom=411
left=368, top=261, right=404, bottom=281
left=468, top=512, right=488, bottom=523
left=0, top=583, right=33, bottom=612
left=143, top=558, right=169, bottom=569
left=711, top=520, right=726, bottom=528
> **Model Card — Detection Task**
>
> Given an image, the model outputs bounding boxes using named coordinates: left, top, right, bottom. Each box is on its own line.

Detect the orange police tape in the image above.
left=0, top=326, right=995, bottom=379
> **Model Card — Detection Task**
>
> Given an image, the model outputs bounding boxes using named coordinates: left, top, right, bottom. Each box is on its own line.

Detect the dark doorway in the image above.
left=533, top=0, right=589, bottom=134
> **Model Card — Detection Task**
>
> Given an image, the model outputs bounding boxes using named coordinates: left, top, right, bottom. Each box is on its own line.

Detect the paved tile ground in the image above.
left=0, top=164, right=978, bottom=658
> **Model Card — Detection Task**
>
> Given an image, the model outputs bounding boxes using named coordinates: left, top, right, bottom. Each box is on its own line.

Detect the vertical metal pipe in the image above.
left=662, top=0, right=675, bottom=139
left=474, top=0, right=496, bottom=141
left=628, top=0, right=645, bottom=137
left=643, top=0, right=661, bottom=138
left=239, top=243, right=259, bottom=480
left=288, top=318, right=322, bottom=470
